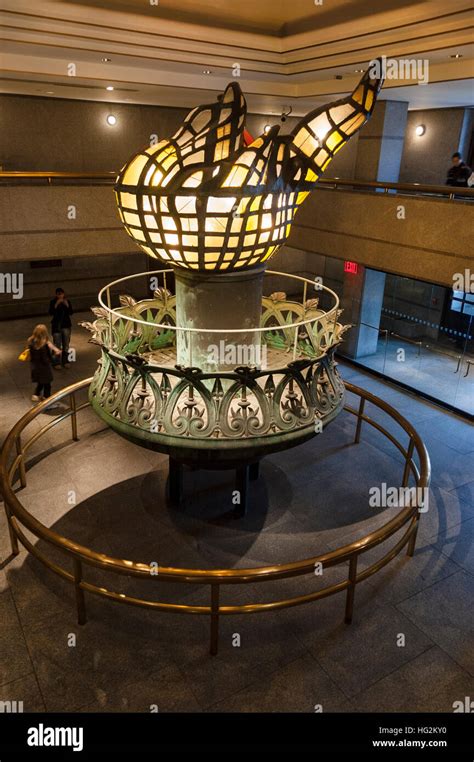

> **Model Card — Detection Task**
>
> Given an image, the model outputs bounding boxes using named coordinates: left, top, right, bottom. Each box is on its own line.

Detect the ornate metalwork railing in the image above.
left=0, top=378, right=430, bottom=655
left=86, top=269, right=345, bottom=362
left=82, top=270, right=349, bottom=451
left=90, top=351, right=345, bottom=446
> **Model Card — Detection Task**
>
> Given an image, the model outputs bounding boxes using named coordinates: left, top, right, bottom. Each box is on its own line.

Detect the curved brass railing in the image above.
left=0, top=378, right=430, bottom=654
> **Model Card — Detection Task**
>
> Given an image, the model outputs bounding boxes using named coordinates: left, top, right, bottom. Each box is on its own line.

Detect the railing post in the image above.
left=73, top=558, right=87, bottom=625
left=106, top=287, right=113, bottom=344
left=407, top=515, right=420, bottom=558
left=344, top=555, right=358, bottom=624
left=292, top=324, right=299, bottom=360
left=210, top=584, right=220, bottom=656
left=4, top=502, right=19, bottom=556
left=402, top=439, right=415, bottom=487
left=15, top=434, right=26, bottom=488
left=402, top=438, right=419, bottom=557
left=70, top=392, right=79, bottom=442
left=354, top=397, right=365, bottom=444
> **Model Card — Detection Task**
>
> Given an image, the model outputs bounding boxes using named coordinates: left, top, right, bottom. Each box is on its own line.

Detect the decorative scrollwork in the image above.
left=85, top=274, right=348, bottom=452
left=89, top=345, right=345, bottom=449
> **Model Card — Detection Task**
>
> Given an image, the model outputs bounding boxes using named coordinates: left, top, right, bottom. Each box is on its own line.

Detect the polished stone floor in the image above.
left=0, top=312, right=473, bottom=713
left=354, top=336, right=474, bottom=415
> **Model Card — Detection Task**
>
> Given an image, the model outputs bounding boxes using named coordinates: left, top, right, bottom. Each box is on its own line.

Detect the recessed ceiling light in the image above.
left=354, top=69, right=364, bottom=73
left=46, top=91, right=54, bottom=94
left=202, top=69, right=212, bottom=75
left=264, top=124, right=271, bottom=134
left=102, top=57, right=111, bottom=62
left=415, top=124, right=426, bottom=136
left=106, top=86, right=114, bottom=91
left=450, top=53, right=463, bottom=59
left=106, top=114, right=117, bottom=126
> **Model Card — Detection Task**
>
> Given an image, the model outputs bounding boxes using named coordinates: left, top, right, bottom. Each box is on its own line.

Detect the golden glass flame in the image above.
left=115, top=62, right=384, bottom=271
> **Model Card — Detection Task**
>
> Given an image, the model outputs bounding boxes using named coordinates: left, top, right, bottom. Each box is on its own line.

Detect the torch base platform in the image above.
left=88, top=346, right=345, bottom=463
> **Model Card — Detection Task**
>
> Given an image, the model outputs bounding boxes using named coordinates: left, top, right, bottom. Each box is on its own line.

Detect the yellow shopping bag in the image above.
left=18, top=348, right=30, bottom=362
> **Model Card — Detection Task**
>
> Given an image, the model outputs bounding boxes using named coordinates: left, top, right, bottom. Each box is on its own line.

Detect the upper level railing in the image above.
left=0, top=172, right=473, bottom=200
left=0, top=171, right=116, bottom=185
left=318, top=176, right=474, bottom=200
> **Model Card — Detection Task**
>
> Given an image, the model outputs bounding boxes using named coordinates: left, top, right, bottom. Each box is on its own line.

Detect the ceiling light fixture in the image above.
left=102, top=57, right=111, bottom=62
left=263, top=124, right=271, bottom=134
left=415, top=124, right=425, bottom=136
left=106, top=114, right=117, bottom=126
left=106, top=86, right=114, bottom=91
left=450, top=53, right=463, bottom=59
left=202, top=69, right=212, bottom=75
left=354, top=69, right=364, bottom=73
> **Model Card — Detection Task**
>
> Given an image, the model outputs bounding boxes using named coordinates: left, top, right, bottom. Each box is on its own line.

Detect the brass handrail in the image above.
left=318, top=176, right=474, bottom=199
left=0, top=172, right=116, bottom=177
left=0, top=378, right=430, bottom=655
left=0, top=171, right=473, bottom=198
left=390, top=332, right=423, bottom=357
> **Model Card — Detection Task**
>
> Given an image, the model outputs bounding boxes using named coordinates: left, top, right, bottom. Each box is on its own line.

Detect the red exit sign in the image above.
left=344, top=260, right=359, bottom=274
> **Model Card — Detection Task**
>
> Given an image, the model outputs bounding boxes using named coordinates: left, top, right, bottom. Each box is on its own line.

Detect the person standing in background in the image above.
left=28, top=324, right=61, bottom=406
left=446, top=152, right=472, bottom=188
left=49, top=287, right=73, bottom=368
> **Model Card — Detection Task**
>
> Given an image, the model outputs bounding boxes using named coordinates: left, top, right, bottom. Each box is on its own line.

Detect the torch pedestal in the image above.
left=175, top=266, right=266, bottom=372
left=86, top=268, right=347, bottom=517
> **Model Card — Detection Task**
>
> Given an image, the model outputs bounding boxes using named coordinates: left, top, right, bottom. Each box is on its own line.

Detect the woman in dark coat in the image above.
left=28, top=324, right=61, bottom=404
